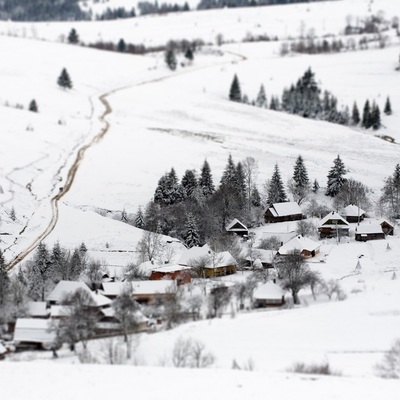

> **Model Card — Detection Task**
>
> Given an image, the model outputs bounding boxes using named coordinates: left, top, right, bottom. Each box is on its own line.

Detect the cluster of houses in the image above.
left=8, top=202, right=395, bottom=352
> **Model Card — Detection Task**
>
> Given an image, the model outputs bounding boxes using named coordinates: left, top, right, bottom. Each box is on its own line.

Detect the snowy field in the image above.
left=1, top=0, right=400, bottom=395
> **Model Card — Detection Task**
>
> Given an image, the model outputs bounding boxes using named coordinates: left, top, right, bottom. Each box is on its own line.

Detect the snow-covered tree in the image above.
left=267, top=164, right=287, bottom=206
left=57, top=68, right=73, bottom=89
left=351, top=101, right=360, bottom=125
left=255, top=84, right=267, bottom=108
left=165, top=48, right=177, bottom=71
left=29, top=99, right=38, bottom=112
left=325, top=155, right=347, bottom=197
left=183, top=213, right=201, bottom=248
left=312, top=178, right=320, bottom=193
left=181, top=169, right=198, bottom=198
left=0, top=249, right=10, bottom=305
left=361, top=99, right=371, bottom=128
left=229, top=74, right=242, bottom=102
left=220, top=154, right=237, bottom=189
left=135, top=206, right=145, bottom=228
left=154, top=168, right=184, bottom=206
left=117, top=38, right=126, bottom=52
left=289, top=155, right=311, bottom=205
left=235, top=161, right=247, bottom=208
left=371, top=101, right=381, bottom=130
left=67, top=28, right=79, bottom=44
left=198, top=159, right=215, bottom=197
left=251, top=186, right=261, bottom=207
left=384, top=96, right=392, bottom=115
left=380, top=164, right=400, bottom=219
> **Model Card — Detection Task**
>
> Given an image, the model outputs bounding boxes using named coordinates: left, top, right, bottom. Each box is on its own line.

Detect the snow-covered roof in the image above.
left=50, top=305, right=69, bottom=318
left=205, top=251, right=236, bottom=269
left=356, top=223, right=384, bottom=235
left=151, top=264, right=192, bottom=273
left=91, top=291, right=113, bottom=307
left=225, top=218, right=248, bottom=232
left=253, top=282, right=285, bottom=300
left=102, top=280, right=175, bottom=296
left=177, top=244, right=213, bottom=266
left=13, top=318, right=57, bottom=344
left=278, top=235, right=320, bottom=255
left=319, top=211, right=349, bottom=228
left=46, top=281, right=91, bottom=303
left=101, top=282, right=133, bottom=297
left=343, top=204, right=366, bottom=217
left=269, top=202, right=302, bottom=217
left=27, top=301, right=49, bottom=318
left=261, top=231, right=297, bottom=245
left=137, top=260, right=161, bottom=277
left=0, top=342, right=6, bottom=355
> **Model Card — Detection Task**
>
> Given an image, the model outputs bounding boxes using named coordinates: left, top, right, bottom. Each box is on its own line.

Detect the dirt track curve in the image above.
left=6, top=93, right=112, bottom=271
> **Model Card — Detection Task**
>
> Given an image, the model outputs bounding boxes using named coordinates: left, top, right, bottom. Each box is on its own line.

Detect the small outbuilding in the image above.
left=380, top=219, right=394, bottom=236
left=204, top=251, right=237, bottom=278
left=253, top=281, right=285, bottom=308
left=150, top=264, right=192, bottom=285
left=264, top=202, right=303, bottom=223
left=355, top=223, right=385, bottom=241
left=13, top=318, right=59, bottom=350
left=343, top=204, right=366, bottom=223
left=277, top=235, right=320, bottom=259
left=225, top=218, right=249, bottom=237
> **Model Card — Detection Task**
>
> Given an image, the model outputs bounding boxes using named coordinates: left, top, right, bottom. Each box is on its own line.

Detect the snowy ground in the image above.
left=1, top=0, right=400, bottom=394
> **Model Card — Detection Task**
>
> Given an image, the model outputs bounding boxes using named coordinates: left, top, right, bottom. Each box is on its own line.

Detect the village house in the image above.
left=264, top=202, right=303, bottom=223
left=318, top=211, right=350, bottom=238
left=355, top=223, right=385, bottom=241
left=277, top=235, right=321, bottom=259
left=150, top=264, right=192, bottom=285
left=203, top=251, right=237, bottom=277
left=343, top=204, right=366, bottom=223
left=225, top=218, right=249, bottom=237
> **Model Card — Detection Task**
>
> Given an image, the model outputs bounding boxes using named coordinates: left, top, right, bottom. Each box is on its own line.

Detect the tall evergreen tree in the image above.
left=135, top=206, right=145, bottom=228
left=0, top=249, right=10, bottom=305
left=325, top=155, right=347, bottom=197
left=117, top=38, right=126, bottom=52
left=384, top=96, right=392, bottom=115
left=28, top=242, right=52, bottom=301
left=312, top=179, right=320, bottom=193
left=154, top=168, right=184, bottom=206
left=67, top=28, right=79, bottom=44
left=235, top=161, right=247, bottom=208
left=199, top=159, right=215, bottom=197
left=220, top=154, right=237, bottom=189
left=351, top=101, right=360, bottom=125
left=50, top=241, right=67, bottom=283
left=371, top=102, right=381, bottom=130
left=290, top=155, right=311, bottom=204
left=165, top=48, right=177, bottom=71
left=267, top=164, right=287, bottom=206
left=255, top=84, right=267, bottom=108
left=229, top=74, right=242, bottom=102
left=380, top=164, right=400, bottom=219
left=251, top=186, right=261, bottom=207
left=183, top=213, right=201, bottom=248
left=181, top=169, right=198, bottom=197
left=57, top=68, right=73, bottom=89
left=184, top=47, right=194, bottom=62
left=29, top=99, right=38, bottom=112
left=361, top=99, right=371, bottom=128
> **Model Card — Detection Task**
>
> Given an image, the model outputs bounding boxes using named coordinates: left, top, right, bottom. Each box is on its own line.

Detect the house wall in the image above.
left=318, top=227, right=349, bottom=239
left=355, top=232, right=385, bottom=242
left=265, top=213, right=303, bottom=223
left=204, top=265, right=236, bottom=278
left=150, top=271, right=191, bottom=285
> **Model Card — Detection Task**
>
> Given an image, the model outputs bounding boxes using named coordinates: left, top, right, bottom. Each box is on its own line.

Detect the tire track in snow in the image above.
left=6, top=48, right=246, bottom=271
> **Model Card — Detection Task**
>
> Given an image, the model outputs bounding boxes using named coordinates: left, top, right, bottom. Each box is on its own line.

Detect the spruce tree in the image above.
left=184, top=47, right=194, bottom=62
left=267, top=164, right=287, bottom=206
left=361, top=99, right=371, bottom=128
left=291, top=155, right=311, bottom=204
left=28, top=242, right=52, bottom=301
left=183, top=213, right=201, bottom=248
left=0, top=249, right=10, bottom=305
left=255, top=84, right=267, bottom=108
left=251, top=186, right=261, bottom=207
left=312, top=179, right=320, bottom=193
left=117, top=38, right=126, bottom=52
left=50, top=241, right=67, bottom=282
left=181, top=169, right=198, bottom=197
left=79, top=242, right=88, bottom=253
left=325, top=155, right=347, bottom=197
left=69, top=248, right=84, bottom=281
left=57, top=68, right=73, bottom=89
left=229, top=74, right=242, bottom=102
left=351, top=102, right=360, bottom=125
left=67, top=28, right=79, bottom=44
left=199, top=160, right=215, bottom=197
left=29, top=99, right=38, bottom=112
left=165, top=48, right=177, bottom=71
left=135, top=206, right=145, bottom=228
left=371, top=102, right=381, bottom=130
left=235, top=161, right=247, bottom=208
left=384, top=96, right=392, bottom=115
left=220, top=154, right=237, bottom=188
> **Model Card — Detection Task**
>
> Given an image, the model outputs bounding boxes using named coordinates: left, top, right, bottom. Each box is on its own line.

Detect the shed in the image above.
left=380, top=219, right=394, bottom=236
left=264, top=202, right=303, bottom=223
left=343, top=204, right=366, bottom=223
left=204, top=251, right=237, bottom=277
left=253, top=281, right=285, bottom=308
left=27, top=301, right=49, bottom=318
left=355, top=223, right=385, bottom=241
left=150, top=264, right=192, bottom=285
left=278, top=235, right=320, bottom=258
left=13, top=318, right=58, bottom=350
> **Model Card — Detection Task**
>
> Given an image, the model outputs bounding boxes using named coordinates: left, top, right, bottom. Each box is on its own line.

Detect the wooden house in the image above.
left=150, top=264, right=192, bottom=285
left=264, top=202, right=303, bottom=223
left=225, top=218, right=249, bottom=237
left=253, top=281, right=285, bottom=308
left=204, top=251, right=237, bottom=278
left=355, top=223, right=385, bottom=241
left=13, top=318, right=59, bottom=350
left=277, top=235, right=320, bottom=259
left=343, top=204, right=366, bottom=223
left=318, top=211, right=349, bottom=238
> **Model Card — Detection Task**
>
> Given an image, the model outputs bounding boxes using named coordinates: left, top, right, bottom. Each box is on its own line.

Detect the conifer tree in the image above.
left=117, top=38, right=126, bottom=52
left=199, top=160, right=215, bottom=197
left=229, top=74, right=242, bottom=102
left=183, top=213, right=201, bottom=248
left=135, top=206, right=145, bottom=228
left=361, top=99, right=371, bottom=128
left=380, top=164, right=400, bottom=219
left=290, top=155, right=311, bottom=204
left=184, top=47, right=194, bottom=62
left=235, top=161, right=247, bottom=209
left=57, top=68, right=73, bottom=89
left=79, top=242, right=88, bottom=254
left=371, top=102, right=381, bottom=130
left=255, top=84, right=267, bottom=108
left=165, top=48, right=177, bottom=71
left=67, top=28, right=79, bottom=44
left=251, top=186, right=261, bottom=207
left=28, top=242, right=52, bottom=301
left=50, top=241, right=67, bottom=283
left=384, top=96, right=392, bottom=115
left=181, top=169, right=198, bottom=197
left=267, top=164, right=287, bottom=206
left=0, top=249, right=10, bottom=305
left=29, top=99, right=38, bottom=112
left=10, top=206, right=16, bottom=221
left=325, top=155, right=347, bottom=197
left=270, top=96, right=278, bottom=110
left=220, top=154, right=237, bottom=189
left=351, top=102, right=360, bottom=125
left=312, top=179, right=320, bottom=193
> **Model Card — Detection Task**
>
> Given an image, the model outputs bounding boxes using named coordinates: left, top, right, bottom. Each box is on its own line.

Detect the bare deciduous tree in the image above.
left=375, top=338, right=400, bottom=379
left=171, top=337, right=215, bottom=368
left=136, top=231, right=165, bottom=263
